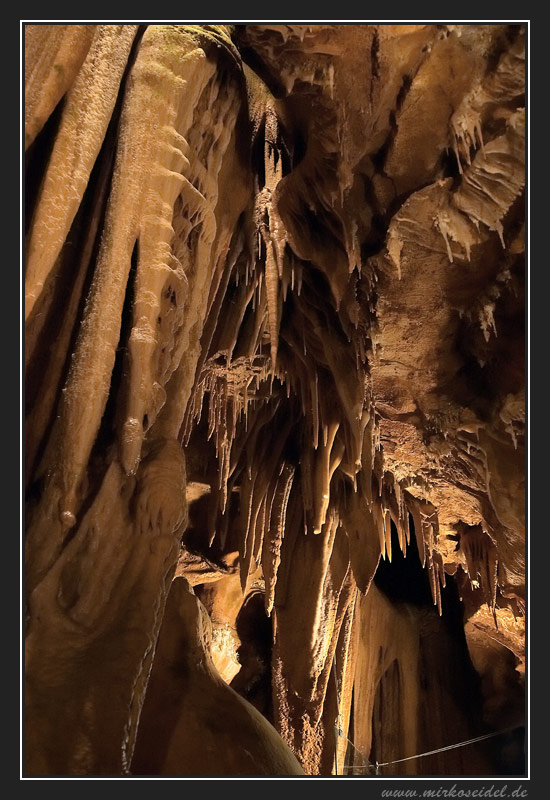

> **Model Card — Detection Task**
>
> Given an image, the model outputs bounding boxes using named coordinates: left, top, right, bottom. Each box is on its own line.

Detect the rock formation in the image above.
left=24, top=23, right=525, bottom=777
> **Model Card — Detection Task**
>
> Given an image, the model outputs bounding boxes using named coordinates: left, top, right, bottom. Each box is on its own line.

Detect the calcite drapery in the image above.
left=25, top=23, right=525, bottom=776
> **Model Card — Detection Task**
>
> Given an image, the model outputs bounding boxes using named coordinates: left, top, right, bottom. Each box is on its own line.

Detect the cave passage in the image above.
left=24, top=23, right=525, bottom=778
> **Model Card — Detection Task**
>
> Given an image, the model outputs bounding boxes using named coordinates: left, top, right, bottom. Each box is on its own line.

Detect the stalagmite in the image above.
left=131, top=578, right=305, bottom=775
left=25, top=439, right=187, bottom=774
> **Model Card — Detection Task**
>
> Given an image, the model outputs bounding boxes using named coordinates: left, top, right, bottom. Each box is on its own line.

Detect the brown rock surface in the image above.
left=24, top=23, right=525, bottom=776
left=131, top=578, right=304, bottom=775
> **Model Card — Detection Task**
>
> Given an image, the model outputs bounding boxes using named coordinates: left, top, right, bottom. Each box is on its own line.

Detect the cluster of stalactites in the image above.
left=186, top=338, right=454, bottom=617
left=456, top=523, right=499, bottom=613
left=179, top=65, right=459, bottom=622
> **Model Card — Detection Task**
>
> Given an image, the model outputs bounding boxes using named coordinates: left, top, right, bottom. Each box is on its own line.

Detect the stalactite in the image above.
left=312, top=422, right=343, bottom=534
left=458, top=523, right=499, bottom=613
left=25, top=25, right=96, bottom=150
left=341, top=488, right=381, bottom=593
left=25, top=26, right=139, bottom=322
left=263, top=462, right=295, bottom=615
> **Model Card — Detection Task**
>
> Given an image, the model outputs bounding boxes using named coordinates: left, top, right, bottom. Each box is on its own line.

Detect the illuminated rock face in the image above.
left=24, top=24, right=525, bottom=776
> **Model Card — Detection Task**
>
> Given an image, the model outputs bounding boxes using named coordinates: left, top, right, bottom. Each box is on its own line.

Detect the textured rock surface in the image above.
left=131, top=577, right=305, bottom=775
left=25, top=23, right=525, bottom=776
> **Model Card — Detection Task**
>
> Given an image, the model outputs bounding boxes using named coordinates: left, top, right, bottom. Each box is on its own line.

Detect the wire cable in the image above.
left=342, top=725, right=522, bottom=773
